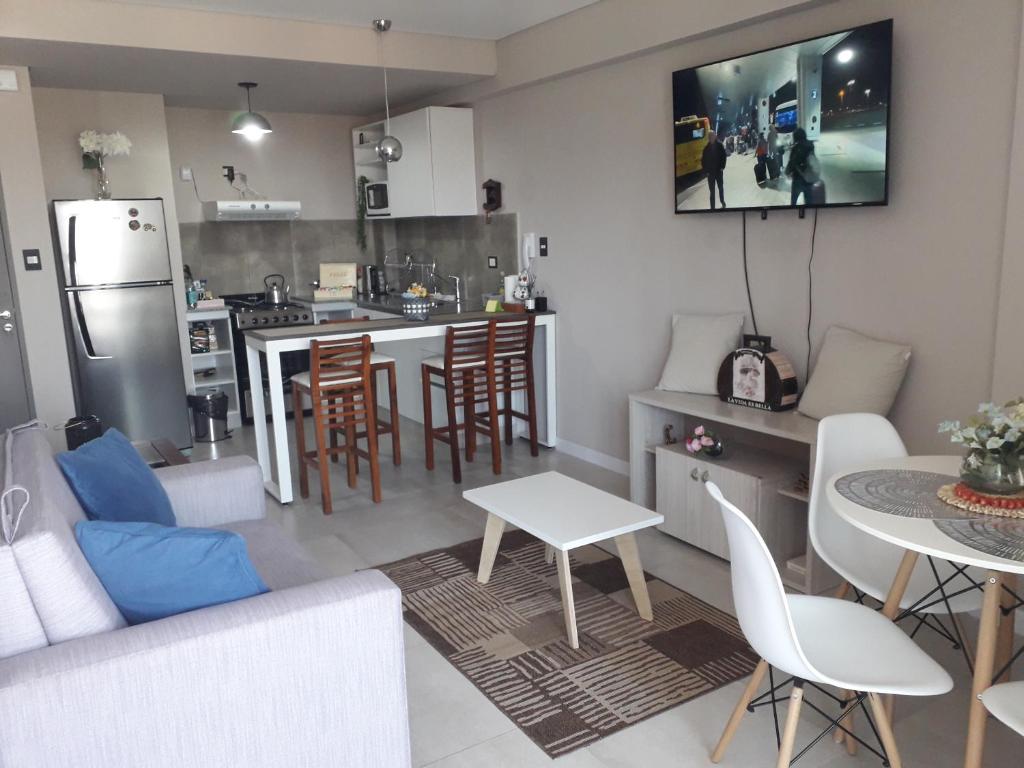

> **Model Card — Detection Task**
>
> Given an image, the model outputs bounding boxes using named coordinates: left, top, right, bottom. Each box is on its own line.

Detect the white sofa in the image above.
left=0, top=423, right=411, bottom=768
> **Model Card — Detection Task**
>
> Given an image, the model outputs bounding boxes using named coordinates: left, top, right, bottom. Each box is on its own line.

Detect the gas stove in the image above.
left=222, top=293, right=313, bottom=329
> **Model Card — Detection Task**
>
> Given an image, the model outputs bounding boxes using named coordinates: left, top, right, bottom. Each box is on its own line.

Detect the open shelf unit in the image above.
left=630, top=390, right=837, bottom=595
left=185, top=308, right=241, bottom=429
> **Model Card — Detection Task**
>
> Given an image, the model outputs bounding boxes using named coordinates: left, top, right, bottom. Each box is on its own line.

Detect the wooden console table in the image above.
left=629, top=390, right=837, bottom=595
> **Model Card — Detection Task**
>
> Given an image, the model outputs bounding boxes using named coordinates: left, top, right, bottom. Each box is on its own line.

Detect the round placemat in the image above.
left=934, top=518, right=1024, bottom=563
left=834, top=470, right=975, bottom=520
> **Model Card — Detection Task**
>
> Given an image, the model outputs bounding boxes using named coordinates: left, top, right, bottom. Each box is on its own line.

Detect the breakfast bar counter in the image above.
left=244, top=310, right=557, bottom=503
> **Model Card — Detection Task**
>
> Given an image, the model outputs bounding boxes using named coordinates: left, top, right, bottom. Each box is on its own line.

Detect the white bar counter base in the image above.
left=245, top=311, right=557, bottom=503
left=629, top=390, right=838, bottom=595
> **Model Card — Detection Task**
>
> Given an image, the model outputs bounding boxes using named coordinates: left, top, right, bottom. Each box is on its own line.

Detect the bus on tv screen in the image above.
left=673, top=19, right=892, bottom=214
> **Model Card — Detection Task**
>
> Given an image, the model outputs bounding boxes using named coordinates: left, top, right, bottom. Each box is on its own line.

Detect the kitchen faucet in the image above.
left=448, top=275, right=463, bottom=304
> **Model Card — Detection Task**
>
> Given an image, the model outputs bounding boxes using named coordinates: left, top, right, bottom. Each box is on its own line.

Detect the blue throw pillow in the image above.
left=75, top=521, right=269, bottom=625
left=57, top=428, right=177, bottom=526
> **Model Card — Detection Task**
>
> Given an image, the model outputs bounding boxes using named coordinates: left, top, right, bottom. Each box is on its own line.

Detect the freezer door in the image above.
left=54, top=199, right=172, bottom=287
left=66, top=283, right=191, bottom=447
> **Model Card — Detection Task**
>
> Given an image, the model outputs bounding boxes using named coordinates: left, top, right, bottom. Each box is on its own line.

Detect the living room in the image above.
left=2, top=1, right=1024, bottom=766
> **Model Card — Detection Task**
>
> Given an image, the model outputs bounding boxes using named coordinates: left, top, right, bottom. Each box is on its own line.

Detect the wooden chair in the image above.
left=318, top=317, right=401, bottom=466
left=421, top=322, right=501, bottom=484
left=291, top=335, right=381, bottom=513
left=493, top=315, right=539, bottom=457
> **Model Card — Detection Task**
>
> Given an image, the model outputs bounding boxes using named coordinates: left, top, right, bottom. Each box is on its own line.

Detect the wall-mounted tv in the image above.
left=673, top=19, right=893, bottom=214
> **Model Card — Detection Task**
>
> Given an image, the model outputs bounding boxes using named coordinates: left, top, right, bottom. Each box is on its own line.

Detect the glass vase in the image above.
left=960, top=451, right=1024, bottom=496
left=95, top=158, right=111, bottom=200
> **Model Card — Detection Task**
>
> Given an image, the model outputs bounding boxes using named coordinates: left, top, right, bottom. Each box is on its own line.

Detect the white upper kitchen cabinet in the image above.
left=351, top=106, right=477, bottom=219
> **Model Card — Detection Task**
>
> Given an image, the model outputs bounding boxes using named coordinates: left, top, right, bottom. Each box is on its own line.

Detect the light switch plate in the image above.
left=0, top=69, right=18, bottom=92
left=487, top=256, right=498, bottom=268
left=22, top=249, right=41, bottom=271
left=179, top=166, right=193, bottom=182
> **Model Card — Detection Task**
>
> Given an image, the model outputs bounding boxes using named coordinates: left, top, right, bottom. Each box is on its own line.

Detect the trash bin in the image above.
left=64, top=415, right=102, bottom=450
left=187, top=392, right=231, bottom=443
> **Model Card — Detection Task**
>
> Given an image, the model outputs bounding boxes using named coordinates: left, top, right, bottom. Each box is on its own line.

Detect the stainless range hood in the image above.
left=202, top=200, right=301, bottom=221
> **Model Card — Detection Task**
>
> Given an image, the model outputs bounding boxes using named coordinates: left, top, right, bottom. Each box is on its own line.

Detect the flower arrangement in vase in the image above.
left=684, top=424, right=724, bottom=458
left=79, top=130, right=132, bottom=199
left=939, top=399, right=1024, bottom=496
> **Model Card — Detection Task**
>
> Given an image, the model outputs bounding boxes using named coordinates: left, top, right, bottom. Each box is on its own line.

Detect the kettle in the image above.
left=264, top=273, right=289, bottom=306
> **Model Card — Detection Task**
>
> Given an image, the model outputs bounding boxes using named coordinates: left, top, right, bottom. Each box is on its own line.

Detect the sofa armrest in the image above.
left=0, top=570, right=410, bottom=768
left=155, top=455, right=266, bottom=526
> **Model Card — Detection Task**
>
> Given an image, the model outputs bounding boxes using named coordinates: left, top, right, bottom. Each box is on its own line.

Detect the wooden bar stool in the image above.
left=291, top=335, right=381, bottom=513
left=318, top=317, right=401, bottom=466
left=494, top=314, right=539, bottom=457
left=421, top=322, right=502, bottom=484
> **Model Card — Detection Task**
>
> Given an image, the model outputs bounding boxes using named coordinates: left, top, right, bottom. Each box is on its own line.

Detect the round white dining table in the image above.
left=827, top=455, right=1024, bottom=768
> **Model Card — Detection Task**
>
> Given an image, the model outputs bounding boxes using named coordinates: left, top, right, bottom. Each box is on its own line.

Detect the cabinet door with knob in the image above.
left=655, top=446, right=760, bottom=561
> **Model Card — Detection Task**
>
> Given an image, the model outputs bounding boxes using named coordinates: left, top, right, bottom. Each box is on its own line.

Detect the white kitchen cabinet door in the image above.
left=656, top=447, right=690, bottom=542
left=427, top=107, right=477, bottom=216
left=386, top=109, right=435, bottom=218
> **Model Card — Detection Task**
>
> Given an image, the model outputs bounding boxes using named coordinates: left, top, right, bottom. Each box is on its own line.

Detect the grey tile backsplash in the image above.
left=178, top=213, right=518, bottom=301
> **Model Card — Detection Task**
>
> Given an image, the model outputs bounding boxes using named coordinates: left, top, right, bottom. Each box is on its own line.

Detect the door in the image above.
left=385, top=109, right=435, bottom=218
left=67, top=283, right=190, bottom=446
left=53, top=199, right=171, bottom=287
left=0, top=200, right=32, bottom=431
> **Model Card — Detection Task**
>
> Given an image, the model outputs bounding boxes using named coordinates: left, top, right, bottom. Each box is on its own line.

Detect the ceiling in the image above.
left=98, top=0, right=601, bottom=40
left=0, top=38, right=484, bottom=114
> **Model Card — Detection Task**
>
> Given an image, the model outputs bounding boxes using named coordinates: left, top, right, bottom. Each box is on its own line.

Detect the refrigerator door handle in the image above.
left=71, top=292, right=112, bottom=361
left=67, top=215, right=78, bottom=286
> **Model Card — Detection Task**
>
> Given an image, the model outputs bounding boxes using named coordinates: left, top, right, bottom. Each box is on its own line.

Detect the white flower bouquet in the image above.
left=79, top=130, right=132, bottom=168
left=939, top=399, right=1024, bottom=495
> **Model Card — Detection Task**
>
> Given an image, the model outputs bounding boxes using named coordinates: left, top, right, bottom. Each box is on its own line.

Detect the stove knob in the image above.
left=261, top=318, right=269, bottom=325
left=272, top=316, right=280, bottom=323
left=302, top=314, right=309, bottom=321
left=292, top=314, right=299, bottom=321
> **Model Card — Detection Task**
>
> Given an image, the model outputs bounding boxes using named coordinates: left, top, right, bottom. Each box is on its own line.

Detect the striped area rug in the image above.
left=377, top=530, right=758, bottom=757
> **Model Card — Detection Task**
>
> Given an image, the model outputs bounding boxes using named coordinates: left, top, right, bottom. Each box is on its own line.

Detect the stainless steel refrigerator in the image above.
left=53, top=198, right=191, bottom=448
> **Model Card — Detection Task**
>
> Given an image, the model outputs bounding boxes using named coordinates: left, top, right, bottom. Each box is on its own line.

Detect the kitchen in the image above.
left=28, top=79, right=550, bottom=486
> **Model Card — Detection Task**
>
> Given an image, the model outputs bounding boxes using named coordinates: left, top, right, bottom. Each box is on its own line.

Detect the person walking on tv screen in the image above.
left=702, top=131, right=727, bottom=209
left=786, top=127, right=821, bottom=206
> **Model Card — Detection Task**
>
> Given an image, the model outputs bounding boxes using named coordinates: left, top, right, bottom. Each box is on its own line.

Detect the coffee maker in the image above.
left=360, top=265, right=385, bottom=297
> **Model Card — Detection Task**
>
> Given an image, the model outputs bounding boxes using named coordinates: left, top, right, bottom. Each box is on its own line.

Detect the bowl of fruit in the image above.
left=401, top=283, right=434, bottom=321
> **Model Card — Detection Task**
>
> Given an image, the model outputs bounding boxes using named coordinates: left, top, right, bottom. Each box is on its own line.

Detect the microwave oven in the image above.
left=365, top=181, right=390, bottom=217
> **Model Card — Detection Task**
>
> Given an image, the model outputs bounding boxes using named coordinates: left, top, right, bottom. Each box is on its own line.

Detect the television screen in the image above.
left=672, top=19, right=892, bottom=213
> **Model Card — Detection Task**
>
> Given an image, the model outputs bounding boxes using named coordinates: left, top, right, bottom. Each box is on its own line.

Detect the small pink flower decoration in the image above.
left=694, top=425, right=705, bottom=437
left=701, top=436, right=715, bottom=446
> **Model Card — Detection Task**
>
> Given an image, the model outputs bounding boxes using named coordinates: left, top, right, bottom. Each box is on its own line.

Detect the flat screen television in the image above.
left=672, top=19, right=893, bottom=214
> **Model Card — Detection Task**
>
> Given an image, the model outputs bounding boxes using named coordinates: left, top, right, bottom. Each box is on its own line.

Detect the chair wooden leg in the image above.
left=831, top=581, right=857, bottom=754
left=868, top=692, right=903, bottom=768
left=311, top=397, right=332, bottom=515
left=503, top=360, right=514, bottom=446
left=364, top=387, right=382, bottom=504
left=486, top=363, right=502, bottom=475
left=525, top=358, right=539, bottom=457
left=329, top=395, right=340, bottom=463
left=422, top=365, right=435, bottom=472
left=344, top=394, right=358, bottom=488
left=386, top=362, right=401, bottom=466
left=292, top=384, right=309, bottom=500
left=997, top=574, right=1017, bottom=684
left=463, top=370, right=477, bottom=462
left=775, top=681, right=805, bottom=768
left=711, top=659, right=768, bottom=763
left=444, top=375, right=462, bottom=484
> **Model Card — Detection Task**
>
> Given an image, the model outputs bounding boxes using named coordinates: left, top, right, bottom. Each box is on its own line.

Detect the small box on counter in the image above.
left=313, top=286, right=356, bottom=301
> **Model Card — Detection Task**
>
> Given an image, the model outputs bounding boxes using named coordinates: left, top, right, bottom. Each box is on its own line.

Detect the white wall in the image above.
left=467, top=0, right=1021, bottom=458
left=164, top=107, right=365, bottom=223
left=33, top=87, right=193, bottom=395
left=0, top=67, right=76, bottom=438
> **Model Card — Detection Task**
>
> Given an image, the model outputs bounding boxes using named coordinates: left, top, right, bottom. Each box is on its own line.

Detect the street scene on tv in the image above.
left=673, top=20, right=892, bottom=212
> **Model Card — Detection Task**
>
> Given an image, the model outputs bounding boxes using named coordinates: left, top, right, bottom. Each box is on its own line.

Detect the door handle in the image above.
left=0, top=310, right=10, bottom=320
left=2, top=323, right=12, bottom=333
left=700, top=470, right=710, bottom=483
left=690, top=468, right=700, bottom=481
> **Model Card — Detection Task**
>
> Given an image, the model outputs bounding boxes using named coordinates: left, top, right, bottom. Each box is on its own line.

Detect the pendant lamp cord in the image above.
left=378, top=29, right=391, bottom=134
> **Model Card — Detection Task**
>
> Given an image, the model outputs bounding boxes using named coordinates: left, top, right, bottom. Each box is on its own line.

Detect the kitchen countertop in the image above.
left=244, top=308, right=555, bottom=342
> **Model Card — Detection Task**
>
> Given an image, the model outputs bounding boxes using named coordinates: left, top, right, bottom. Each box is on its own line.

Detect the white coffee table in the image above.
left=463, top=471, right=665, bottom=649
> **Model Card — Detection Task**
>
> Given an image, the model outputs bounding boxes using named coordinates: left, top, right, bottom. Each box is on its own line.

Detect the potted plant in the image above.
left=939, top=399, right=1024, bottom=495
left=79, top=130, right=131, bottom=199
left=684, top=424, right=724, bottom=458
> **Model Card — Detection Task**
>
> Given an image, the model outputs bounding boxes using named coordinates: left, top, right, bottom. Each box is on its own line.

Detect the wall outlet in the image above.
left=22, top=249, right=41, bottom=271
left=179, top=166, right=193, bottom=182
left=487, top=256, right=498, bottom=269
left=0, top=69, right=18, bottom=91
left=539, top=236, right=549, bottom=257
left=221, top=165, right=235, bottom=183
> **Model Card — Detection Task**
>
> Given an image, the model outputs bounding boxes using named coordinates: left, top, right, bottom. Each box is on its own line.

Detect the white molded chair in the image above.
left=811, top=414, right=983, bottom=627
left=982, top=682, right=1024, bottom=737
left=706, top=481, right=953, bottom=768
